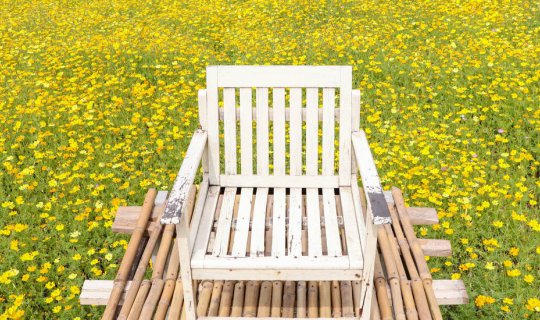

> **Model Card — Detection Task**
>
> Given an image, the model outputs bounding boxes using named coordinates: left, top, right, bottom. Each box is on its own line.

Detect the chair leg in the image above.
left=177, top=224, right=197, bottom=319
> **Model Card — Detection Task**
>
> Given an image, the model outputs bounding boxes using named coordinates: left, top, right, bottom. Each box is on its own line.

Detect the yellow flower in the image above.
left=509, top=247, right=519, bottom=256
left=501, top=305, right=510, bottom=312
left=492, top=220, right=503, bottom=228
left=451, top=273, right=461, bottom=280
left=503, top=298, right=514, bottom=305
left=72, top=254, right=82, bottom=261
left=45, top=282, right=55, bottom=289
left=526, top=298, right=540, bottom=312
left=506, top=269, right=521, bottom=277
left=524, top=275, right=534, bottom=283
left=475, top=295, right=496, bottom=308
left=484, top=262, right=495, bottom=270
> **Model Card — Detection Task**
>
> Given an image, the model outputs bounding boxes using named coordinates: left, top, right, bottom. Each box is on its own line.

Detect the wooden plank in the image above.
left=198, top=89, right=209, bottom=179
left=288, top=188, right=303, bottom=257
left=272, top=188, right=287, bottom=257
left=273, top=88, right=286, bottom=175
left=250, top=188, right=268, bottom=257
left=113, top=190, right=167, bottom=234
left=213, top=65, right=344, bottom=88
left=339, top=188, right=363, bottom=269
left=338, top=66, right=352, bottom=186
left=351, top=90, right=361, bottom=132
left=350, top=176, right=367, bottom=251
left=306, top=189, right=322, bottom=257
left=213, top=188, right=237, bottom=256
left=193, top=255, right=351, bottom=270
left=419, top=239, right=452, bottom=257
left=218, top=107, right=342, bottom=122
left=191, top=187, right=220, bottom=262
left=256, top=87, right=270, bottom=175
left=407, top=207, right=439, bottom=225
left=351, top=131, right=392, bottom=224
left=306, top=88, right=319, bottom=176
left=223, top=88, right=237, bottom=175
left=322, top=189, right=342, bottom=257
left=219, top=175, right=339, bottom=188
left=161, top=129, right=207, bottom=224
left=240, top=88, right=253, bottom=175
left=322, top=88, right=335, bottom=176
left=289, top=88, right=303, bottom=175
left=206, top=67, right=220, bottom=184
left=232, top=188, right=254, bottom=257
left=80, top=279, right=468, bottom=306
left=189, top=178, right=210, bottom=252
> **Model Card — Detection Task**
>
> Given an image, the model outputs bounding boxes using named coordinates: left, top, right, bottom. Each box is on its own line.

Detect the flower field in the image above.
left=0, top=0, right=538, bottom=318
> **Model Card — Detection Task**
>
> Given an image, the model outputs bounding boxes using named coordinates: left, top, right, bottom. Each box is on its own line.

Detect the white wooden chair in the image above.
left=160, top=66, right=391, bottom=319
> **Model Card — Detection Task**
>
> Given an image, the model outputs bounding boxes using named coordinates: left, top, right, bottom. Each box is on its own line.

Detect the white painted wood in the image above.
left=240, top=88, right=253, bottom=175
left=289, top=88, right=303, bottom=175
left=211, top=65, right=345, bottom=88
left=322, top=88, right=335, bottom=176
left=350, top=176, right=367, bottom=252
left=191, top=187, right=220, bottom=262
left=192, top=268, right=361, bottom=281
left=351, top=131, right=392, bottom=224
left=189, top=177, right=210, bottom=252
left=161, top=130, right=207, bottom=224
left=223, top=87, right=237, bottom=175
left=273, top=88, right=286, bottom=175
left=339, top=187, right=363, bottom=269
left=338, top=67, right=352, bottom=186
left=306, top=88, right=319, bottom=176
left=232, top=188, right=253, bottom=257
left=219, top=175, right=339, bottom=188
left=272, top=188, right=286, bottom=257
left=213, top=188, right=237, bottom=256
left=218, top=107, right=342, bottom=122
left=206, top=67, right=220, bottom=185
left=306, top=189, right=322, bottom=257
left=287, top=188, right=303, bottom=257
left=256, top=88, right=269, bottom=175
left=359, top=209, right=378, bottom=306
left=193, top=255, right=351, bottom=270
left=250, top=188, right=269, bottom=257
left=177, top=212, right=197, bottom=319
left=322, top=188, right=341, bottom=257
left=352, top=90, right=361, bottom=132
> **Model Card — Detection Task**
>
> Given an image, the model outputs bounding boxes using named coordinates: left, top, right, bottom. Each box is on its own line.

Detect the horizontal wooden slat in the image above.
left=192, top=269, right=363, bottom=281
left=418, top=239, right=452, bottom=257
left=218, top=175, right=339, bottom=188
left=407, top=207, right=439, bottom=225
left=212, top=65, right=348, bottom=88
left=80, top=279, right=467, bottom=306
left=192, top=256, right=353, bottom=270
left=218, top=107, right=341, bottom=122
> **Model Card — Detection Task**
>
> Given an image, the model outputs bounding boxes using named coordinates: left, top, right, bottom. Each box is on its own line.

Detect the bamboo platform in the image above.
left=80, top=187, right=468, bottom=319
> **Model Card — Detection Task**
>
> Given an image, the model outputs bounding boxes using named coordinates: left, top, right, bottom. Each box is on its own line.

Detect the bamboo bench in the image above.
left=80, top=187, right=468, bottom=319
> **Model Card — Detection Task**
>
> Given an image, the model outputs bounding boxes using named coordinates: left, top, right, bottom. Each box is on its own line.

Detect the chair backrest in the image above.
left=201, top=66, right=359, bottom=187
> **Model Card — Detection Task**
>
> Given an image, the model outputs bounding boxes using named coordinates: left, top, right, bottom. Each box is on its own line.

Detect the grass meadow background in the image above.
left=0, top=0, right=538, bottom=318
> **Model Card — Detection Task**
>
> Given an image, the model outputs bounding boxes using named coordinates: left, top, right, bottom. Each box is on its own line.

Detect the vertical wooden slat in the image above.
left=213, top=188, right=237, bottom=256
left=339, top=66, right=352, bottom=185
left=198, top=89, right=209, bottom=177
left=273, top=88, right=286, bottom=175
left=258, top=281, right=273, bottom=317
left=240, top=88, right=253, bottom=175
left=322, top=88, right=336, bottom=176
left=250, top=188, right=268, bottom=256
left=339, top=187, right=363, bottom=268
left=192, top=187, right=220, bottom=260
left=288, top=188, right=303, bottom=257
left=271, top=281, right=283, bottom=317
left=207, top=281, right=224, bottom=317
left=256, top=88, right=269, bottom=175
left=223, top=88, right=237, bottom=175
left=231, top=281, right=245, bottom=317
left=206, top=67, right=220, bottom=184
left=307, top=281, right=319, bottom=318
left=272, top=188, right=286, bottom=257
left=322, top=188, right=342, bottom=256
left=282, top=281, right=296, bottom=317
left=306, top=88, right=318, bottom=176
left=218, top=281, right=235, bottom=317
left=289, top=88, right=303, bottom=175
left=232, top=188, right=254, bottom=257
left=297, top=281, right=307, bottom=318
left=306, top=189, right=322, bottom=257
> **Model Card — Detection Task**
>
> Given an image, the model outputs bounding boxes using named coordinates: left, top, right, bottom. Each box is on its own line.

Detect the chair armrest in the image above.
left=351, top=130, right=392, bottom=225
left=160, top=129, right=208, bottom=224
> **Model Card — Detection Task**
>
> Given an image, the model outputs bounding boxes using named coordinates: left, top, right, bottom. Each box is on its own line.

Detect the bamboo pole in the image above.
left=138, top=279, right=165, bottom=319
left=281, top=281, right=296, bottom=318
left=340, top=281, right=354, bottom=317
left=208, top=280, right=224, bottom=316
left=370, top=287, right=381, bottom=320
left=126, top=280, right=151, bottom=320
left=231, top=281, right=245, bottom=317
left=168, top=279, right=184, bottom=320
left=196, top=281, right=213, bottom=317
left=154, top=242, right=180, bottom=320
left=307, top=281, right=318, bottom=318
left=391, top=188, right=439, bottom=319
left=389, top=204, right=431, bottom=319
left=102, top=188, right=157, bottom=320
left=219, top=281, right=235, bottom=317
left=243, top=281, right=261, bottom=317
left=373, top=254, right=392, bottom=320
left=257, top=281, right=272, bottom=317
left=319, top=281, right=331, bottom=317
left=331, top=281, right=342, bottom=318
left=271, top=281, right=283, bottom=317
left=297, top=281, right=307, bottom=318
left=378, top=226, right=406, bottom=320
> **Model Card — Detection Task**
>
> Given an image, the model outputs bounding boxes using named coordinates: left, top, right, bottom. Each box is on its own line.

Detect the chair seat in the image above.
left=190, top=186, right=364, bottom=280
